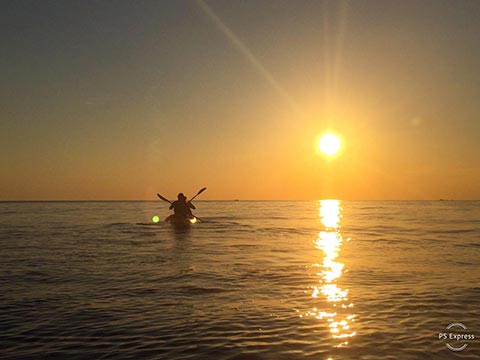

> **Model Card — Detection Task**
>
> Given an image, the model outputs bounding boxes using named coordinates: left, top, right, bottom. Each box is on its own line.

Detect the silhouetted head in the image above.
left=177, top=193, right=186, bottom=201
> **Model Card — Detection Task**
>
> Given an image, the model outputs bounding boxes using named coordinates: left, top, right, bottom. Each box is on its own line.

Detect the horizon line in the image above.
left=0, top=199, right=477, bottom=202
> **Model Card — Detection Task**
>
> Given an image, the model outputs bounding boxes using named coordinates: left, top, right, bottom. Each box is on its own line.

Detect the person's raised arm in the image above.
left=169, top=202, right=174, bottom=210
left=188, top=201, right=196, bottom=210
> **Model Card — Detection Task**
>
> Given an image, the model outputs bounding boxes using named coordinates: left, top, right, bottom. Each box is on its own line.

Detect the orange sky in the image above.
left=1, top=1, right=479, bottom=200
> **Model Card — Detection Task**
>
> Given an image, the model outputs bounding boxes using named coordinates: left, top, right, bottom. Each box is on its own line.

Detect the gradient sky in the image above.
left=2, top=0, right=479, bottom=200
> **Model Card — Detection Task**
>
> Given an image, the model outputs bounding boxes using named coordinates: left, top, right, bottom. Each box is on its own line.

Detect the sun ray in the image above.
left=196, top=0, right=304, bottom=116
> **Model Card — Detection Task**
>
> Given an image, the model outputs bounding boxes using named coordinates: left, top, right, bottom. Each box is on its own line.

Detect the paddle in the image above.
left=189, top=187, right=206, bottom=222
left=189, top=187, right=207, bottom=202
left=157, top=193, right=172, bottom=204
left=157, top=187, right=206, bottom=203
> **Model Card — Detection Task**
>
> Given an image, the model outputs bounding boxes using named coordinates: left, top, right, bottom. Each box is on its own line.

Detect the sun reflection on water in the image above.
left=306, top=200, right=356, bottom=347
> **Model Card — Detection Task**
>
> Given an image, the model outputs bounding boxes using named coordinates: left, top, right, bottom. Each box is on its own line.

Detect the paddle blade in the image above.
left=157, top=193, right=172, bottom=204
left=190, top=187, right=207, bottom=201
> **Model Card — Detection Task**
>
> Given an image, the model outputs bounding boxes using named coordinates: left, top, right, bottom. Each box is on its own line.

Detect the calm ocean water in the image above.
left=1, top=200, right=479, bottom=359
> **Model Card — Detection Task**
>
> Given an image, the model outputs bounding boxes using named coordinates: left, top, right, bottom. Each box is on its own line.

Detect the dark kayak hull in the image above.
left=165, top=215, right=196, bottom=228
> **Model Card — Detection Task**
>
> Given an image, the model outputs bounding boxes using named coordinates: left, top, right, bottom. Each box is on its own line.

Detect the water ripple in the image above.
left=1, top=201, right=479, bottom=359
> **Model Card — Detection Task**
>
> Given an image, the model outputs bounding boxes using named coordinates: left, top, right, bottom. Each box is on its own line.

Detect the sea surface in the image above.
left=1, top=200, right=479, bottom=359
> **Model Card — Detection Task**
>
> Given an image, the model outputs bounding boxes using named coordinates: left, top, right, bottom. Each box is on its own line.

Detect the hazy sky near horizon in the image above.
left=2, top=0, right=480, bottom=200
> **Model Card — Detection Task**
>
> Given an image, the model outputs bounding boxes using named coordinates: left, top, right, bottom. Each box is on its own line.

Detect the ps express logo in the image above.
left=438, top=323, right=475, bottom=352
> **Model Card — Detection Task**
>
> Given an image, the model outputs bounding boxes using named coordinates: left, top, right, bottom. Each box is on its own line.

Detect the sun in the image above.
left=318, top=134, right=341, bottom=156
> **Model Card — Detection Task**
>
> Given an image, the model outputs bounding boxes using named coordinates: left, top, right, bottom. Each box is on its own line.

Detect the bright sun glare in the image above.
left=318, top=134, right=341, bottom=156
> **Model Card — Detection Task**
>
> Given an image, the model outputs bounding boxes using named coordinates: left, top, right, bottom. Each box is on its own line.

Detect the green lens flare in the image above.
left=152, top=215, right=160, bottom=223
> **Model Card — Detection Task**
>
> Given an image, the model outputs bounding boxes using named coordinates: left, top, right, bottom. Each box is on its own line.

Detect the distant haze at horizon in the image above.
left=2, top=1, right=479, bottom=201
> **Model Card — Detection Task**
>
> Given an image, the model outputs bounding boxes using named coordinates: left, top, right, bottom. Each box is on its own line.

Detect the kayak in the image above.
left=165, top=214, right=197, bottom=228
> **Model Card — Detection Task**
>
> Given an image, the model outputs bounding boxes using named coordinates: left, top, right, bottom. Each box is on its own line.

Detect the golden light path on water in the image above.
left=306, top=200, right=356, bottom=348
